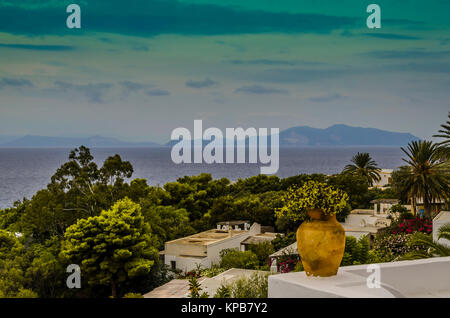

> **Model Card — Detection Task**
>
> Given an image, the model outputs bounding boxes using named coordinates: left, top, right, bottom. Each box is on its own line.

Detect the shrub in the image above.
left=340, top=236, right=370, bottom=266
left=276, top=181, right=349, bottom=221
left=271, top=232, right=296, bottom=251
left=213, top=273, right=269, bottom=298
left=219, top=249, right=259, bottom=269
left=391, top=217, right=432, bottom=235
left=123, top=293, right=143, bottom=298
left=372, top=233, right=426, bottom=261
left=188, top=277, right=209, bottom=298
left=201, top=265, right=226, bottom=278
left=249, top=242, right=275, bottom=266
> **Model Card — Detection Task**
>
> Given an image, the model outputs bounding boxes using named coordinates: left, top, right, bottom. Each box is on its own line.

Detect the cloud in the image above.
left=248, top=68, right=349, bottom=83
left=363, top=49, right=450, bottom=59
left=0, top=77, right=33, bottom=88
left=386, top=62, right=450, bottom=73
left=52, top=81, right=113, bottom=103
left=362, top=33, right=421, bottom=40
left=145, top=89, right=170, bottom=96
left=0, top=1, right=358, bottom=36
left=0, top=43, right=74, bottom=51
left=229, top=59, right=295, bottom=66
left=308, top=93, right=343, bottom=103
left=234, top=85, right=288, bottom=95
left=185, top=78, right=218, bottom=88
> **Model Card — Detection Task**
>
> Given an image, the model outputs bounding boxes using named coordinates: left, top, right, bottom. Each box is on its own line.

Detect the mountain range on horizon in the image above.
left=0, top=124, right=420, bottom=148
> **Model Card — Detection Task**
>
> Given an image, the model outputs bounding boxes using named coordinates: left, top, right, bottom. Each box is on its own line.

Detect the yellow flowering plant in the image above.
left=275, top=181, right=349, bottom=221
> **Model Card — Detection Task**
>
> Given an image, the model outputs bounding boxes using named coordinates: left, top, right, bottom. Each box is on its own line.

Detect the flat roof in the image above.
left=217, top=220, right=250, bottom=226
left=165, top=228, right=249, bottom=246
left=241, top=233, right=279, bottom=245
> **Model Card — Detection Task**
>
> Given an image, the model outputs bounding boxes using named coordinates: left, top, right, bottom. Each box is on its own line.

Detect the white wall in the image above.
left=433, top=211, right=450, bottom=248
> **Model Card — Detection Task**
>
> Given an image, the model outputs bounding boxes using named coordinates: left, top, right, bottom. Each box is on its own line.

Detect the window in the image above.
left=171, top=261, right=176, bottom=270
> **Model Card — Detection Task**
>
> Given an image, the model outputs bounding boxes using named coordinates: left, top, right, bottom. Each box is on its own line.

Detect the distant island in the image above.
left=0, top=124, right=419, bottom=148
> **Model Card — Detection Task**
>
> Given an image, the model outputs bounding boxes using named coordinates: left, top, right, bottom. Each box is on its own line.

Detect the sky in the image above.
left=0, top=0, right=449, bottom=143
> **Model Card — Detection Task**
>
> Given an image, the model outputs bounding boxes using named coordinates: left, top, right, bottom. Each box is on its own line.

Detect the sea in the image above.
left=0, top=147, right=405, bottom=209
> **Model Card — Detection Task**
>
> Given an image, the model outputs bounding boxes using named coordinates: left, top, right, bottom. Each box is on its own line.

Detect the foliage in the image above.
left=213, top=273, right=269, bottom=298
left=372, top=233, right=425, bottom=261
left=391, top=216, right=432, bottom=235
left=402, top=223, right=450, bottom=259
left=200, top=265, right=226, bottom=278
left=276, top=181, right=349, bottom=221
left=271, top=232, right=296, bottom=251
left=219, top=249, right=259, bottom=270
left=399, top=140, right=449, bottom=217
left=188, top=277, right=209, bottom=298
left=123, top=293, right=143, bottom=298
left=326, top=173, right=369, bottom=210
left=293, top=261, right=304, bottom=272
left=340, top=236, right=370, bottom=266
left=249, top=242, right=275, bottom=267
left=433, top=112, right=450, bottom=159
left=60, top=198, right=159, bottom=297
left=342, top=152, right=381, bottom=186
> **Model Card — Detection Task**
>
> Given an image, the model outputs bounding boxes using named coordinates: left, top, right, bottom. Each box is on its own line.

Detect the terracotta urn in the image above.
left=296, top=208, right=346, bottom=277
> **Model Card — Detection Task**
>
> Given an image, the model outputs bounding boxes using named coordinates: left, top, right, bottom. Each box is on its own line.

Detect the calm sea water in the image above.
left=0, top=147, right=404, bottom=209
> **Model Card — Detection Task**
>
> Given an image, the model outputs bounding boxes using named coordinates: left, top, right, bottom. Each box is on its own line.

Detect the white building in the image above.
left=161, top=221, right=262, bottom=272
left=372, top=169, right=393, bottom=188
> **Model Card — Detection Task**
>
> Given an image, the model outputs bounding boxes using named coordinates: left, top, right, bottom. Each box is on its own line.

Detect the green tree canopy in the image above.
left=61, top=198, right=159, bottom=298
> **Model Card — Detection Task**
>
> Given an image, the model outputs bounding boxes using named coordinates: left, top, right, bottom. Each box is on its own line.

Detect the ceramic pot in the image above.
left=296, top=209, right=345, bottom=277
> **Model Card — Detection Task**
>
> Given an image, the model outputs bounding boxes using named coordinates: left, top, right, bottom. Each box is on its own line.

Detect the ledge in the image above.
left=268, top=257, right=450, bottom=298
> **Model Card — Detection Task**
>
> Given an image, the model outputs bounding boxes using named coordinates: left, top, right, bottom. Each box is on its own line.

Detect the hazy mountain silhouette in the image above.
left=0, top=124, right=419, bottom=148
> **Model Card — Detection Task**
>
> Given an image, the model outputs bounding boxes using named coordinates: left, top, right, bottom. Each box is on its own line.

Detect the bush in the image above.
left=213, top=273, right=269, bottom=298
left=340, top=236, right=370, bottom=266
left=219, top=249, right=259, bottom=269
left=391, top=217, right=432, bottom=235
left=372, top=233, right=425, bottom=261
left=123, top=293, right=143, bottom=298
left=271, top=232, right=296, bottom=251
left=249, top=242, right=275, bottom=266
left=200, top=265, right=226, bottom=278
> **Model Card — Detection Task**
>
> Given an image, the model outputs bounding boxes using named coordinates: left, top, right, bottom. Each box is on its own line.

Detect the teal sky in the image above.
left=0, top=0, right=449, bottom=142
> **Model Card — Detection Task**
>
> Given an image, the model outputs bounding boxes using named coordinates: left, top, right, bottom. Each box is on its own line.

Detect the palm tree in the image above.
left=433, top=112, right=450, bottom=160
left=401, top=223, right=450, bottom=259
left=433, top=112, right=450, bottom=146
left=400, top=140, right=449, bottom=218
left=343, top=152, right=381, bottom=186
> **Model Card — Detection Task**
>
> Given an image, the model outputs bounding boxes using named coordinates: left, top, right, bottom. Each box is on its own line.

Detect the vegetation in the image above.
left=213, top=272, right=269, bottom=298
left=188, top=276, right=209, bottom=298
left=61, top=198, right=158, bottom=298
left=399, top=140, right=449, bottom=217
left=402, top=223, right=450, bottom=259
left=1, top=113, right=449, bottom=298
left=275, top=181, right=349, bottom=221
left=343, top=152, right=381, bottom=186
left=340, top=236, right=370, bottom=266
left=219, top=249, right=259, bottom=270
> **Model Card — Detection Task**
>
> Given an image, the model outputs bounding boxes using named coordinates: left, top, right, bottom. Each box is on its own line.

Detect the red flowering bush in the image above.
left=391, top=217, right=432, bottom=235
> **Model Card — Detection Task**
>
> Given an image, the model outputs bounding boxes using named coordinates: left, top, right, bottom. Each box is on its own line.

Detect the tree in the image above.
left=402, top=224, right=450, bottom=259
left=61, top=198, right=159, bottom=298
left=433, top=112, right=450, bottom=160
left=343, top=152, right=381, bottom=186
left=400, top=140, right=449, bottom=217
left=219, top=249, right=259, bottom=270
left=433, top=112, right=450, bottom=147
